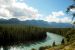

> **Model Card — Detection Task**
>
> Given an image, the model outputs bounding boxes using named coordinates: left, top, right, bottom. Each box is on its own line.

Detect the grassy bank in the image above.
left=37, top=28, right=75, bottom=50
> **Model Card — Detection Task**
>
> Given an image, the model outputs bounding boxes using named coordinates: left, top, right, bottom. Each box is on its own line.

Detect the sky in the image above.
left=0, top=0, right=75, bottom=23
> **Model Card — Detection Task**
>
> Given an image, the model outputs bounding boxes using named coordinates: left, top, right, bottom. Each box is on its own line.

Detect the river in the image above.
left=0, top=32, right=64, bottom=50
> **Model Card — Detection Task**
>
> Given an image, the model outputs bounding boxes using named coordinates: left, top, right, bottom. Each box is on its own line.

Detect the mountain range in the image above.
left=0, top=18, right=73, bottom=28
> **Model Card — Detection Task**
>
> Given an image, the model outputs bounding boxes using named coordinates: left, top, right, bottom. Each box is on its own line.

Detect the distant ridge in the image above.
left=0, top=18, right=73, bottom=28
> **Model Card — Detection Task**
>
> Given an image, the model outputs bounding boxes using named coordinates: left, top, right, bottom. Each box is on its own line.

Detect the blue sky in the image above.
left=24, top=0, right=72, bottom=16
left=0, top=0, right=74, bottom=23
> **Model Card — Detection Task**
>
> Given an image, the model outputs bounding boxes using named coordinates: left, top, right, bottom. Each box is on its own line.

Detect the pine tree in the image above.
left=52, top=41, right=56, bottom=46
left=61, top=39, right=65, bottom=44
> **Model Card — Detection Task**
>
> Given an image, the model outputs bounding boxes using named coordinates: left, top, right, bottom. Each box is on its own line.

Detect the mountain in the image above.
left=22, top=20, right=51, bottom=27
left=48, top=22, right=72, bottom=28
left=22, top=20, right=72, bottom=28
left=8, top=18, right=20, bottom=24
left=0, top=18, right=73, bottom=28
left=0, top=18, right=20, bottom=24
left=0, top=18, right=7, bottom=24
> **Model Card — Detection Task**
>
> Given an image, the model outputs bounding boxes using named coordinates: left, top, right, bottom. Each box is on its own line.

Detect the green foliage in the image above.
left=61, top=39, right=65, bottom=44
left=39, top=47, right=45, bottom=50
left=52, top=41, right=56, bottom=46
left=39, top=46, right=51, bottom=50
left=31, top=48, right=36, bottom=50
left=0, top=24, right=47, bottom=46
left=73, top=22, right=75, bottom=24
left=46, top=28, right=75, bottom=42
left=0, top=24, right=75, bottom=50
left=66, top=0, right=75, bottom=22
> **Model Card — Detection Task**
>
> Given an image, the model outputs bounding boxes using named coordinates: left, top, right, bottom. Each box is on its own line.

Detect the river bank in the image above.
left=0, top=32, right=64, bottom=50
left=38, top=28, right=75, bottom=50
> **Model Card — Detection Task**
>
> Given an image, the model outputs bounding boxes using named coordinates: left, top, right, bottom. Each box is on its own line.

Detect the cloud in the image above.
left=0, top=8, right=10, bottom=17
left=70, top=8, right=75, bottom=13
left=44, top=11, right=71, bottom=23
left=52, top=11, right=64, bottom=17
left=0, top=0, right=72, bottom=23
left=0, top=0, right=42, bottom=20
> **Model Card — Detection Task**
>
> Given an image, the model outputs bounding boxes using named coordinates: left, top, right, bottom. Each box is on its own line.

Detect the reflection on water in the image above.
left=0, top=32, right=64, bottom=50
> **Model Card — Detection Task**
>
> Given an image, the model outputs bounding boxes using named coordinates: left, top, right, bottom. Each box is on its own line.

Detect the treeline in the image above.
left=46, top=28, right=71, bottom=36
left=0, top=24, right=75, bottom=47
left=32, top=28, right=75, bottom=50
left=46, top=28, right=75, bottom=42
left=0, top=24, right=47, bottom=46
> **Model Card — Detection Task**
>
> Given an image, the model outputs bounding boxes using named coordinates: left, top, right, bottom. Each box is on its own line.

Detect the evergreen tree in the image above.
left=52, top=41, right=56, bottom=46
left=61, top=39, right=65, bottom=44
left=66, top=0, right=75, bottom=24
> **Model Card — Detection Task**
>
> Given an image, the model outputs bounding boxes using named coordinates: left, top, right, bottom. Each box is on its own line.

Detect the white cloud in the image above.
left=0, top=8, right=10, bottom=17
left=44, top=11, right=71, bottom=23
left=52, top=11, right=64, bottom=17
left=70, top=8, right=75, bottom=13
left=0, top=0, right=72, bottom=23
left=0, top=0, right=42, bottom=20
